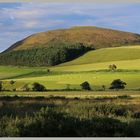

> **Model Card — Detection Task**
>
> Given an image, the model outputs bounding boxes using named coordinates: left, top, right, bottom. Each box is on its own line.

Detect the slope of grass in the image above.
left=0, top=45, right=140, bottom=90
left=60, top=45, right=140, bottom=66
left=54, top=59, right=140, bottom=72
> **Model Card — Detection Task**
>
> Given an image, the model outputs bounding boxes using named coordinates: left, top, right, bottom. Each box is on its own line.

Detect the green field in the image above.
left=0, top=45, right=140, bottom=91
left=60, top=45, right=140, bottom=66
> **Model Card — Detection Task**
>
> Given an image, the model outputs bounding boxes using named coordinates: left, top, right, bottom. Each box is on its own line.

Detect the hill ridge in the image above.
left=5, top=26, right=140, bottom=52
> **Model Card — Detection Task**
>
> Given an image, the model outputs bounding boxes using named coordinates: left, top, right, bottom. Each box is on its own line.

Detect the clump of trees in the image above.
left=110, top=79, right=127, bottom=90
left=32, top=82, right=46, bottom=91
left=80, top=81, right=91, bottom=90
left=109, top=64, right=117, bottom=71
left=0, top=42, right=93, bottom=66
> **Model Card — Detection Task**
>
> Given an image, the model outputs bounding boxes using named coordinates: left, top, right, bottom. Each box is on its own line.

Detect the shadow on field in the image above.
left=0, top=108, right=140, bottom=137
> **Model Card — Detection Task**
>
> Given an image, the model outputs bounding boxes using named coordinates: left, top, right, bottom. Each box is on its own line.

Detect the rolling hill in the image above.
left=1, top=26, right=140, bottom=67
left=0, top=44, right=140, bottom=90
left=5, top=26, right=140, bottom=51
left=60, top=45, right=140, bottom=66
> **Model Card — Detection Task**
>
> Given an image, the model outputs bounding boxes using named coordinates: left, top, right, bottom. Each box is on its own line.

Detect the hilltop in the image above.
left=5, top=26, right=140, bottom=52
left=1, top=26, right=140, bottom=66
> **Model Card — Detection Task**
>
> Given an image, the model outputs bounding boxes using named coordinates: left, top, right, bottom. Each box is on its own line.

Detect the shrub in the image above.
left=80, top=81, right=91, bottom=90
left=9, top=80, right=15, bottom=85
left=32, top=83, right=46, bottom=91
left=109, top=64, right=117, bottom=71
left=110, top=79, right=127, bottom=90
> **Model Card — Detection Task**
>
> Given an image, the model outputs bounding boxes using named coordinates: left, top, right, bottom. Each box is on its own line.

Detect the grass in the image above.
left=0, top=44, right=140, bottom=136
left=60, top=45, right=140, bottom=66
left=0, top=95, right=140, bottom=137
left=0, top=45, right=140, bottom=90
left=54, top=59, right=140, bottom=72
left=5, top=70, right=139, bottom=90
left=0, top=91, right=140, bottom=99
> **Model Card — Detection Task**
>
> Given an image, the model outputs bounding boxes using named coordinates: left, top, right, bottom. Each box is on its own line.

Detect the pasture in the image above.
left=1, top=69, right=140, bottom=90
left=0, top=46, right=140, bottom=90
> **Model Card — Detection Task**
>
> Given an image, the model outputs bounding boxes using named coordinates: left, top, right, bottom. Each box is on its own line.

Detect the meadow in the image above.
left=1, top=45, right=140, bottom=91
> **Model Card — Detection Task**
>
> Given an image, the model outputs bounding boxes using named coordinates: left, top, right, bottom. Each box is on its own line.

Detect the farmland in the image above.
left=0, top=45, right=140, bottom=91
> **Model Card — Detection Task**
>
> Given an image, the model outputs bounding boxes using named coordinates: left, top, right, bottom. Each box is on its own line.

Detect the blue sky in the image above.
left=0, top=3, right=140, bottom=52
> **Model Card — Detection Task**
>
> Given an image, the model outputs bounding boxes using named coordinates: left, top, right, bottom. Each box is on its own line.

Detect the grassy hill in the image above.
left=0, top=45, right=140, bottom=90
left=1, top=26, right=140, bottom=67
left=59, top=45, right=140, bottom=66
left=6, top=26, right=140, bottom=51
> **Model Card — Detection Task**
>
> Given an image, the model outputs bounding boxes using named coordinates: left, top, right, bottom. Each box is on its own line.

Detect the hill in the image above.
left=60, top=45, right=140, bottom=66
left=1, top=26, right=140, bottom=66
left=5, top=26, right=140, bottom=52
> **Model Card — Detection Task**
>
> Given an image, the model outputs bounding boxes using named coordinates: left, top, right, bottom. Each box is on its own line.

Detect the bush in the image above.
left=32, top=83, right=46, bottom=91
left=110, top=79, right=127, bottom=90
left=80, top=81, right=91, bottom=90
left=109, top=64, right=117, bottom=71
left=9, top=80, right=15, bottom=85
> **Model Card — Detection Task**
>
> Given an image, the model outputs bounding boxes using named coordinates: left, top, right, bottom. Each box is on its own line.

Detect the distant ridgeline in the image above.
left=0, top=42, right=93, bottom=66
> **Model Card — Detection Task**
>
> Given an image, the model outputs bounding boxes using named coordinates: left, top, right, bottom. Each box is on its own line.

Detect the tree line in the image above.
left=0, top=42, right=93, bottom=66
left=0, top=79, right=127, bottom=92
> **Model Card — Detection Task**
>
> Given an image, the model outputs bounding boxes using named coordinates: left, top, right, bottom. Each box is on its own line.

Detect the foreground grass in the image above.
left=0, top=95, right=140, bottom=137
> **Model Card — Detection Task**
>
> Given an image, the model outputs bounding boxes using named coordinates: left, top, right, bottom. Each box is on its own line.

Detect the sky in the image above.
left=0, top=2, right=140, bottom=52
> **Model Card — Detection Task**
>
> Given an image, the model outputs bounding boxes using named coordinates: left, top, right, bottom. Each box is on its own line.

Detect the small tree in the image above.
left=32, top=82, right=46, bottom=91
left=109, top=64, right=117, bottom=71
left=0, top=81, right=2, bottom=91
left=80, top=81, right=91, bottom=90
left=110, top=79, right=126, bottom=90
left=10, top=80, right=15, bottom=85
